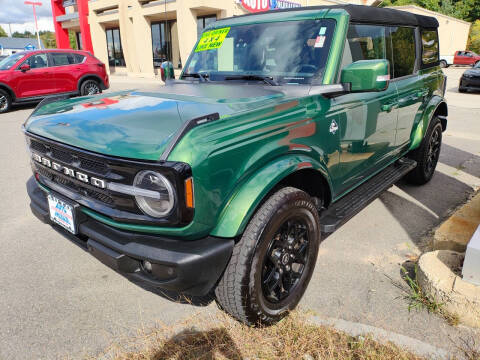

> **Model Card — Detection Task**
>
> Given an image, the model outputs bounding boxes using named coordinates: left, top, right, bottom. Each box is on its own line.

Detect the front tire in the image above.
left=215, top=187, right=321, bottom=326
left=80, top=79, right=101, bottom=96
left=0, top=89, right=12, bottom=113
left=405, top=117, right=442, bottom=185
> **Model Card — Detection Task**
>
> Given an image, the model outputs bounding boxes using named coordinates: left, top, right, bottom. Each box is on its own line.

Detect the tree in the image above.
left=467, top=20, right=480, bottom=53
left=0, top=26, right=7, bottom=37
left=39, top=31, right=56, bottom=49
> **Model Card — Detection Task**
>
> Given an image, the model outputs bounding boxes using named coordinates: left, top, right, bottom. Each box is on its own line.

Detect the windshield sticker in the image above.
left=315, top=36, right=326, bottom=48
left=319, top=27, right=327, bottom=36
left=195, top=27, right=231, bottom=52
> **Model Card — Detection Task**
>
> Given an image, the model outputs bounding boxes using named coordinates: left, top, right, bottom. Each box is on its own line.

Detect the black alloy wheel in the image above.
left=262, top=219, right=310, bottom=303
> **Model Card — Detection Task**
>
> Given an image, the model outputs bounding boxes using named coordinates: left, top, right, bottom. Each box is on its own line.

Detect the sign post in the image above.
left=24, top=1, right=43, bottom=50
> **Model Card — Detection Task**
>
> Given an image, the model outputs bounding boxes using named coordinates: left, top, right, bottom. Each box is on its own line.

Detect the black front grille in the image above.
left=52, top=174, right=114, bottom=205
left=30, top=139, right=108, bottom=175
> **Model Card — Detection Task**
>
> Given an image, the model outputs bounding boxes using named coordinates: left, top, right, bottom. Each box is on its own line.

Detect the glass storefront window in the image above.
left=151, top=21, right=173, bottom=68
left=106, top=28, right=126, bottom=68
left=197, top=15, right=217, bottom=38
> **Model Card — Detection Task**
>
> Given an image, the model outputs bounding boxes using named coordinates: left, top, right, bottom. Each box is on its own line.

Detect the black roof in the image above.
left=334, top=4, right=439, bottom=28
left=229, top=4, right=439, bottom=29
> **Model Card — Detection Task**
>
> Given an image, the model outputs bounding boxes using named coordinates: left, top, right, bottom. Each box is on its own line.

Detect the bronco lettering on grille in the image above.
left=32, top=153, right=106, bottom=189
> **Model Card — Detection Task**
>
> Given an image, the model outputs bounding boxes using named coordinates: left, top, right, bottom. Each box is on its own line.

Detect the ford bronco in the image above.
left=25, top=5, right=447, bottom=325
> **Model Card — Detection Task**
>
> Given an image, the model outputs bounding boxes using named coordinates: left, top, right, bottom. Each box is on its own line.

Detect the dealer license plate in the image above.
left=47, top=195, right=77, bottom=234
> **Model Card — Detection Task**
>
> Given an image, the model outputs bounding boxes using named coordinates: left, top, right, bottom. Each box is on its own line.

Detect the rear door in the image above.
left=388, top=26, right=424, bottom=147
left=14, top=52, right=53, bottom=98
left=333, top=24, right=399, bottom=194
left=47, top=52, right=78, bottom=93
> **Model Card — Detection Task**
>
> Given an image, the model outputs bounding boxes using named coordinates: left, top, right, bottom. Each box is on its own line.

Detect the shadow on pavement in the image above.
left=440, top=143, right=480, bottom=178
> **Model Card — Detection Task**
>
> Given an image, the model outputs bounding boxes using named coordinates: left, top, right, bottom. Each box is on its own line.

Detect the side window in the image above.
left=345, top=24, right=387, bottom=63
left=72, top=54, right=86, bottom=64
left=421, top=29, right=439, bottom=65
left=50, top=53, right=74, bottom=66
left=388, top=26, right=416, bottom=78
left=22, top=53, right=48, bottom=69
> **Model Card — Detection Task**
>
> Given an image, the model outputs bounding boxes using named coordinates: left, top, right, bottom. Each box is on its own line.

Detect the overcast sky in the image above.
left=0, top=0, right=54, bottom=35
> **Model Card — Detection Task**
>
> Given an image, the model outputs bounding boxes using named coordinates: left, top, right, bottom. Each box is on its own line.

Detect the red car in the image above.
left=0, top=49, right=109, bottom=113
left=453, top=51, right=480, bottom=66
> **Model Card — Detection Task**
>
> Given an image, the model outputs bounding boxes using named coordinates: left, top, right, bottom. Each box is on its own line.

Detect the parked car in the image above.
left=25, top=5, right=447, bottom=325
left=440, top=50, right=480, bottom=68
left=0, top=49, right=109, bottom=113
left=0, top=55, right=7, bottom=61
left=459, top=61, right=480, bottom=93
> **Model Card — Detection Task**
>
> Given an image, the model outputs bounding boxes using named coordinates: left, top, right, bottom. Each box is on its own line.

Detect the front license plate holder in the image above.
left=47, top=194, right=78, bottom=235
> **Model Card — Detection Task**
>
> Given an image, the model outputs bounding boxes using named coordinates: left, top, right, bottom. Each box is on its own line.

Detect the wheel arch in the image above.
left=77, top=74, right=104, bottom=92
left=210, top=155, right=333, bottom=238
left=410, top=96, right=447, bottom=151
left=0, top=82, right=16, bottom=101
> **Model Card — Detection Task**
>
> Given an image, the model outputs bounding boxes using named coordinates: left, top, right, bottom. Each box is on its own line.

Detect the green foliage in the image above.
left=0, top=26, right=7, bottom=37
left=69, top=30, right=78, bottom=50
left=467, top=20, right=480, bottom=53
left=12, top=30, right=34, bottom=38
left=39, top=31, right=56, bottom=49
left=379, top=0, right=480, bottom=22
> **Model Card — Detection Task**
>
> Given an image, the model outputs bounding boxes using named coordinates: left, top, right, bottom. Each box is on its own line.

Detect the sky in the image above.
left=0, top=0, right=54, bottom=36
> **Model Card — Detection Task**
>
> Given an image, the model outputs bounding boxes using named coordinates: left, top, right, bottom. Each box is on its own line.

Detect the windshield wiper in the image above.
left=224, top=75, right=278, bottom=86
left=181, top=72, right=210, bottom=82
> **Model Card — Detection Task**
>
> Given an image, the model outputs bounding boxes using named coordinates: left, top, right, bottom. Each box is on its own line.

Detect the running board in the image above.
left=320, top=158, right=417, bottom=234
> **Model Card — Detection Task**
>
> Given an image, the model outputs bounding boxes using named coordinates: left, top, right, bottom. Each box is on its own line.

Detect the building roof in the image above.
left=0, top=37, right=44, bottom=50
left=217, top=4, right=439, bottom=28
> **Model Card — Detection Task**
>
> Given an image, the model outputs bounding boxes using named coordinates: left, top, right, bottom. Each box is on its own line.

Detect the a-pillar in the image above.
left=51, top=0, right=70, bottom=49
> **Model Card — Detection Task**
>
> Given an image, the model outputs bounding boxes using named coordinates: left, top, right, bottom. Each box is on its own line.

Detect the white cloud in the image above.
left=0, top=0, right=54, bottom=35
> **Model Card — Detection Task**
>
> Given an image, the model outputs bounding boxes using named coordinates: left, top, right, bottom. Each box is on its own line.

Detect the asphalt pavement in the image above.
left=1, top=69, right=479, bottom=359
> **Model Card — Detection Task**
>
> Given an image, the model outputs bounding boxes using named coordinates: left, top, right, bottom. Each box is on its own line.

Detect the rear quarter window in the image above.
left=421, top=30, right=439, bottom=65
left=73, top=54, right=86, bottom=64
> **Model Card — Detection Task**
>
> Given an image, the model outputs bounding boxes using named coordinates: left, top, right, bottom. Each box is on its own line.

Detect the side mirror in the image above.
left=160, top=61, right=175, bottom=82
left=20, top=64, right=31, bottom=72
left=341, top=59, right=390, bottom=92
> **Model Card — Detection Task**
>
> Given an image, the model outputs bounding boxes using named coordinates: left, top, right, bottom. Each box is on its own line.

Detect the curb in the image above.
left=417, top=250, right=480, bottom=328
left=308, top=316, right=450, bottom=359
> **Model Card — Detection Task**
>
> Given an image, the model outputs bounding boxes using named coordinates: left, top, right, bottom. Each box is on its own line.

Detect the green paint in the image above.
left=27, top=8, right=447, bottom=240
left=341, top=60, right=390, bottom=92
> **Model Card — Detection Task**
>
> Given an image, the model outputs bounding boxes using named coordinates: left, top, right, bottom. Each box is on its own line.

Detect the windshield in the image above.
left=182, top=19, right=336, bottom=85
left=0, top=53, right=26, bottom=70
left=475, top=62, right=480, bottom=69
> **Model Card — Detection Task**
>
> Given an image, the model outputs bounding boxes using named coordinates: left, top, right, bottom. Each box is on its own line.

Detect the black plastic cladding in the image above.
left=26, top=131, right=194, bottom=227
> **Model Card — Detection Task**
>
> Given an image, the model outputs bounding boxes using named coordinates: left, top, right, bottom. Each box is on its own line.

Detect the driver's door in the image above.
left=14, top=53, right=53, bottom=98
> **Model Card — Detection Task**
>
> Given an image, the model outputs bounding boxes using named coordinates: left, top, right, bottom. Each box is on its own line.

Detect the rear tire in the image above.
left=215, top=187, right=321, bottom=326
left=405, top=117, right=442, bottom=185
left=440, top=60, right=448, bottom=68
left=0, top=89, right=12, bottom=114
left=80, top=79, right=101, bottom=96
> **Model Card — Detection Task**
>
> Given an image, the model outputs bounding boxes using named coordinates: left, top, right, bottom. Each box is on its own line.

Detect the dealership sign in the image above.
left=238, top=0, right=301, bottom=13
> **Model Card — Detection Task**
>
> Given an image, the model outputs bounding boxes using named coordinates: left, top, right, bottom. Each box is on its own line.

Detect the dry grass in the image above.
left=93, top=311, right=426, bottom=360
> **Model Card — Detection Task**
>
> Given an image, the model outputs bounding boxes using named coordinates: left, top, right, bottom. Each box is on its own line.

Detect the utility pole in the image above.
left=24, top=1, right=42, bottom=50
left=8, top=23, right=12, bottom=37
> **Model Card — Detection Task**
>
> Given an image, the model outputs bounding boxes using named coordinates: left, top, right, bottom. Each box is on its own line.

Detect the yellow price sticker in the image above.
left=195, top=27, right=231, bottom=52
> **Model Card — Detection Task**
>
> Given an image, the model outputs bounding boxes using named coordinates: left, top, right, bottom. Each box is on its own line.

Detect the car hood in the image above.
left=24, top=85, right=288, bottom=161
left=463, top=69, right=480, bottom=77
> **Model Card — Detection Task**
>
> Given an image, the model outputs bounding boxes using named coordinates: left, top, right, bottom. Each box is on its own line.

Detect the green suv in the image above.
left=25, top=5, right=447, bottom=325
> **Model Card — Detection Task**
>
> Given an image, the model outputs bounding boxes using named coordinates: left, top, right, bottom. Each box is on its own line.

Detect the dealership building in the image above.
left=51, top=0, right=470, bottom=78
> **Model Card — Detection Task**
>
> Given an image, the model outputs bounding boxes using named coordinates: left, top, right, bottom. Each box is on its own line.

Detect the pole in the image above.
left=24, top=2, right=43, bottom=49
left=8, top=23, right=12, bottom=37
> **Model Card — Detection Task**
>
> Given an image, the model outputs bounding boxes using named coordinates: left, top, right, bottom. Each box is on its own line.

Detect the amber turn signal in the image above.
left=185, top=178, right=194, bottom=208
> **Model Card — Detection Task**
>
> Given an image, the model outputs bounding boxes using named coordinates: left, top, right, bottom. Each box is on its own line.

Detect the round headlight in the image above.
left=133, top=170, right=175, bottom=218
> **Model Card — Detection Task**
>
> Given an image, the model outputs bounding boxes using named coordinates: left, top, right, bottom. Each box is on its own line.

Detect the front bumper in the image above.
left=27, top=177, right=233, bottom=296
left=460, top=77, right=480, bottom=90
